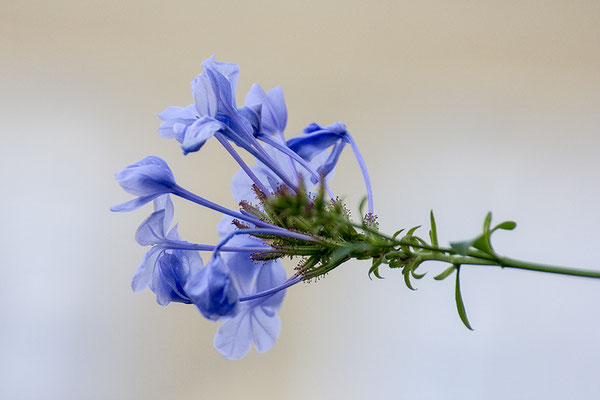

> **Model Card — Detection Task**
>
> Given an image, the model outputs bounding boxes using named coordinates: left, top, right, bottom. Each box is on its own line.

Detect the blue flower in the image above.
left=158, top=105, right=224, bottom=155
left=211, top=217, right=287, bottom=359
left=243, top=83, right=288, bottom=138
left=114, top=56, right=376, bottom=359
left=288, top=122, right=374, bottom=213
left=111, top=156, right=177, bottom=212
left=158, top=56, right=255, bottom=154
left=287, top=122, right=348, bottom=182
left=230, top=134, right=336, bottom=203
left=185, top=253, right=239, bottom=321
left=132, top=195, right=203, bottom=306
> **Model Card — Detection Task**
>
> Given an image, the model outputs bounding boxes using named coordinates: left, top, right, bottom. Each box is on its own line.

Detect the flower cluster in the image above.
left=112, top=56, right=373, bottom=359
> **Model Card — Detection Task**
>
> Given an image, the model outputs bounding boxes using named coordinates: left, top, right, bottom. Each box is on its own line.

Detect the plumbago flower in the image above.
left=114, top=56, right=600, bottom=359
left=113, top=55, right=373, bottom=358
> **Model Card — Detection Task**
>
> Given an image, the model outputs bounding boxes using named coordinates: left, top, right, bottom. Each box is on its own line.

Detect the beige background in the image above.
left=2, top=1, right=600, bottom=399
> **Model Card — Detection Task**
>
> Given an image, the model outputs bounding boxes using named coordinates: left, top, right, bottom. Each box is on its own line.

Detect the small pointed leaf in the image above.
left=455, top=266, right=473, bottom=330
left=406, top=225, right=421, bottom=236
left=429, top=210, right=439, bottom=247
left=392, top=229, right=405, bottom=239
left=494, top=221, right=517, bottom=231
left=483, top=212, right=492, bottom=233
left=403, top=268, right=416, bottom=290
left=411, top=270, right=427, bottom=280
left=434, top=265, right=456, bottom=280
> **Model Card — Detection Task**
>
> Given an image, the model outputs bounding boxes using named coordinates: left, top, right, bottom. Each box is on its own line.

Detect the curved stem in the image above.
left=346, top=133, right=373, bottom=214
left=172, top=185, right=270, bottom=228
left=238, top=275, right=303, bottom=302
left=258, top=134, right=336, bottom=200
left=214, top=132, right=270, bottom=195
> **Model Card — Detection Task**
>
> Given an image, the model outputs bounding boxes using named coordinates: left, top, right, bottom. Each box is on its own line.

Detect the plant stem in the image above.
left=422, top=252, right=600, bottom=279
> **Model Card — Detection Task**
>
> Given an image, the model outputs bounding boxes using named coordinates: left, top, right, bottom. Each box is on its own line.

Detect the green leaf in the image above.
left=483, top=212, right=492, bottom=233
left=411, top=270, right=427, bottom=280
left=429, top=210, right=439, bottom=247
left=494, top=221, right=517, bottom=231
left=449, top=240, right=474, bottom=255
left=434, top=265, right=456, bottom=280
left=392, top=229, right=405, bottom=239
left=472, top=234, right=494, bottom=256
left=406, top=225, right=421, bottom=237
left=403, top=267, right=416, bottom=290
left=455, top=266, right=473, bottom=330
left=358, top=196, right=368, bottom=218
left=368, top=257, right=385, bottom=280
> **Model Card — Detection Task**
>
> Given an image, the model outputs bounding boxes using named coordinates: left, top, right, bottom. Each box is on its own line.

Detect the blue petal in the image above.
left=255, top=260, right=286, bottom=311
left=153, top=194, right=174, bottom=234
left=186, top=256, right=238, bottom=321
left=260, top=86, right=287, bottom=135
left=131, top=246, right=162, bottom=292
left=158, top=105, right=198, bottom=140
left=192, top=72, right=218, bottom=117
left=157, top=105, right=197, bottom=121
left=208, top=58, right=240, bottom=100
left=115, top=156, right=176, bottom=197
left=135, top=209, right=166, bottom=245
left=287, top=132, right=342, bottom=161
left=111, top=193, right=161, bottom=213
left=181, top=117, right=223, bottom=154
left=222, top=238, right=263, bottom=296
left=302, top=122, right=322, bottom=134
left=231, top=167, right=261, bottom=203
left=237, top=105, right=260, bottom=135
left=244, top=83, right=266, bottom=107
left=166, top=223, right=181, bottom=241
left=309, top=140, right=346, bottom=184
left=217, top=215, right=235, bottom=239
left=214, top=310, right=252, bottom=359
left=250, top=307, right=281, bottom=353
left=152, top=252, right=192, bottom=305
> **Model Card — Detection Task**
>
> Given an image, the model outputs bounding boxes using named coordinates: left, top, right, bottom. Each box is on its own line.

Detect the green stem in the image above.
left=497, top=256, right=600, bottom=279
left=424, top=252, right=600, bottom=279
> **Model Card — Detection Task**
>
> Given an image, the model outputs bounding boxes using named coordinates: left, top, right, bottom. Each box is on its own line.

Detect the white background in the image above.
left=2, top=1, right=600, bottom=399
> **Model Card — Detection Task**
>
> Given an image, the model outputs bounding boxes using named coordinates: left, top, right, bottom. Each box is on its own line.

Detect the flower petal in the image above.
left=244, top=83, right=266, bottom=107
left=152, top=252, right=192, bottom=305
left=251, top=307, right=281, bottom=353
left=131, top=246, right=162, bottom=292
left=111, top=194, right=161, bottom=213
left=135, top=209, right=166, bottom=245
left=114, top=156, right=176, bottom=197
left=213, top=311, right=252, bottom=359
left=153, top=194, right=174, bottom=234
left=287, top=131, right=342, bottom=161
left=260, top=86, right=287, bottom=135
left=255, top=260, right=286, bottom=311
left=181, top=117, right=223, bottom=154
left=186, top=255, right=238, bottom=321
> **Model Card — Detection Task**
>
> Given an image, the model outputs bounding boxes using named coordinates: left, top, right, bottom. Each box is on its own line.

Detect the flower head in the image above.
left=113, top=56, right=375, bottom=359
left=130, top=195, right=204, bottom=306
left=185, top=254, right=239, bottom=321
left=111, top=156, right=176, bottom=212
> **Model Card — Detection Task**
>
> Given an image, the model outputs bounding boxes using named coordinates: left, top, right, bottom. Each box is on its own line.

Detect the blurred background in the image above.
left=2, top=1, right=600, bottom=399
